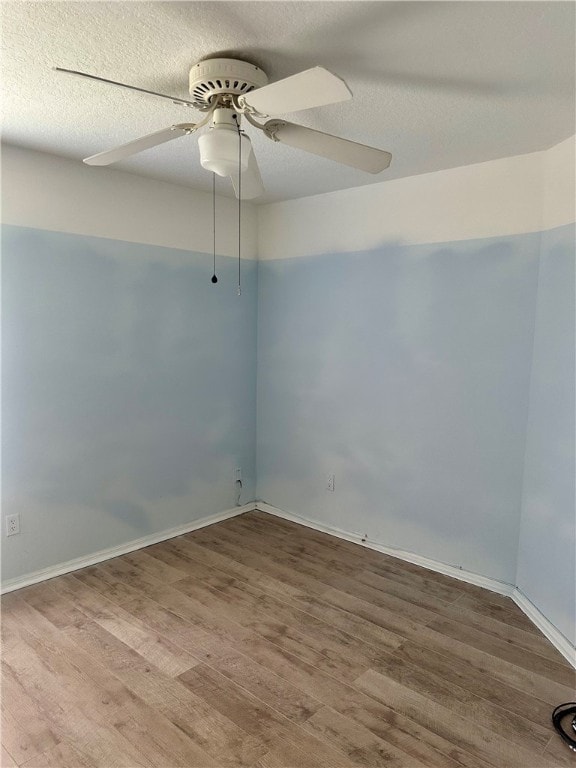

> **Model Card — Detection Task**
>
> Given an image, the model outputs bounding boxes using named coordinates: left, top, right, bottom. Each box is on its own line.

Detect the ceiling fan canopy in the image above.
left=188, top=58, right=269, bottom=110
left=57, top=56, right=393, bottom=200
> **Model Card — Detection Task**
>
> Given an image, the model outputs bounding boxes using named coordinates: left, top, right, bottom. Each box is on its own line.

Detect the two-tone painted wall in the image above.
left=515, top=139, right=576, bottom=646
left=2, top=138, right=574, bottom=655
left=257, top=137, right=575, bottom=647
left=1, top=145, right=258, bottom=583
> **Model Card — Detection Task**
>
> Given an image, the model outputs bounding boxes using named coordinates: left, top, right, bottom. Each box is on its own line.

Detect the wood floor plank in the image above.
left=179, top=663, right=357, bottom=767
left=48, top=575, right=199, bottom=677
left=114, top=590, right=236, bottom=663
left=119, top=548, right=190, bottom=583
left=396, top=640, right=555, bottom=728
left=225, top=520, right=471, bottom=620
left=319, top=585, right=575, bottom=705
left=114, top=585, right=461, bottom=767
left=356, top=565, right=465, bottom=604
left=225, top=518, right=486, bottom=636
left=319, top=585, right=433, bottom=638
left=3, top=599, right=218, bottom=768
left=242, top=512, right=384, bottom=567
left=355, top=668, right=560, bottom=768
left=397, top=625, right=575, bottom=705
left=62, top=618, right=264, bottom=767
left=0, top=745, right=19, bottom=768
left=245, top=512, right=500, bottom=607
left=2, top=629, right=154, bottom=768
left=334, top=700, right=490, bottom=768
left=74, top=562, right=332, bottom=682
left=151, top=540, right=402, bottom=655
left=303, top=705, right=430, bottom=768
left=375, top=650, right=552, bottom=749
left=253, top=744, right=342, bottom=768
left=242, top=514, right=539, bottom=637
left=91, top=560, right=257, bottom=647
left=426, top=613, right=574, bottom=685
left=205, top=646, right=325, bottom=724
left=151, top=540, right=408, bottom=664
left=0, top=662, right=60, bottom=766
left=2, top=511, right=569, bottom=767
left=197, top=523, right=362, bottom=586
left=436, top=599, right=570, bottom=664
left=187, top=528, right=332, bottom=596
left=321, top=573, right=459, bottom=625
left=14, top=582, right=87, bottom=629
left=225, top=516, right=363, bottom=578
left=231, top=517, right=466, bottom=612
left=542, top=733, right=576, bottom=766
left=156, top=536, right=305, bottom=600
left=19, top=742, right=96, bottom=768
left=452, top=592, right=539, bottom=632
left=178, top=567, right=403, bottom=661
left=231, top=634, right=492, bottom=768
left=290, top=591, right=406, bottom=651
left=174, top=575, right=374, bottom=682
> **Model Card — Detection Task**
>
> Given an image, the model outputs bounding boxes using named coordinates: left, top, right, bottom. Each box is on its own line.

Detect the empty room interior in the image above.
left=1, top=1, right=575, bottom=766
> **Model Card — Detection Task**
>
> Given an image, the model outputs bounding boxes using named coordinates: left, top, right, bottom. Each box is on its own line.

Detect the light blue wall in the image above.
left=4, top=218, right=574, bottom=644
left=517, top=223, right=575, bottom=643
left=257, top=234, right=541, bottom=584
left=2, top=225, right=257, bottom=580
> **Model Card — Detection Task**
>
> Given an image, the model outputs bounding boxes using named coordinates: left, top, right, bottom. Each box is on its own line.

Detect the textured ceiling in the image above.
left=1, top=1, right=574, bottom=203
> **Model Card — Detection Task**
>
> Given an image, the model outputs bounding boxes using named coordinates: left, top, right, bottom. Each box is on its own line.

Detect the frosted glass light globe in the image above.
left=199, top=127, right=251, bottom=177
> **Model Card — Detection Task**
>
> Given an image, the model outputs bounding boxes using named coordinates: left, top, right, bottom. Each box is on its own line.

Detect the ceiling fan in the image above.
left=56, top=57, right=392, bottom=200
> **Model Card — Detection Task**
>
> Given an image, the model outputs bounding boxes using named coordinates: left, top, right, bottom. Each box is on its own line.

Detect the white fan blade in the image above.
left=264, top=120, right=392, bottom=173
left=83, top=124, right=196, bottom=166
left=230, top=148, right=265, bottom=200
left=242, top=67, right=351, bottom=115
left=55, top=68, right=196, bottom=107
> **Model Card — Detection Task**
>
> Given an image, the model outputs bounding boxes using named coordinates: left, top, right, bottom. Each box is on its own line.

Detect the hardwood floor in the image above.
left=2, top=511, right=574, bottom=767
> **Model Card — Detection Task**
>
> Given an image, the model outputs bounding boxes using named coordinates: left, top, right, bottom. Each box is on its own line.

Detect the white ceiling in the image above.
left=2, top=1, right=574, bottom=203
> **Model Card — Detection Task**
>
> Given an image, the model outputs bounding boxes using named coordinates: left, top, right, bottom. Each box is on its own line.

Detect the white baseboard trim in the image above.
left=512, top=589, right=576, bottom=668
left=256, top=502, right=513, bottom=596
left=257, top=502, right=576, bottom=668
left=5, top=498, right=574, bottom=669
left=1, top=502, right=256, bottom=595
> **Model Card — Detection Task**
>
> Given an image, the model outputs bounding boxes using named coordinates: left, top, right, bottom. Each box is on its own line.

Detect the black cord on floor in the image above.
left=552, top=703, right=576, bottom=752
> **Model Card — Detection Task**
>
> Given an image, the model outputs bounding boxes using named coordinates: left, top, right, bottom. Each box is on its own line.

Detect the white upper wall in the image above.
left=0, top=144, right=257, bottom=259
left=542, top=136, right=576, bottom=231
left=2, top=137, right=573, bottom=261
left=258, top=137, right=575, bottom=260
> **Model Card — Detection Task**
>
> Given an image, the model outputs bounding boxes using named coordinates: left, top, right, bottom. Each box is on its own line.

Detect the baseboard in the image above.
left=256, top=502, right=514, bottom=596
left=256, top=502, right=576, bottom=668
left=5, top=498, right=574, bottom=669
left=1, top=502, right=256, bottom=594
left=512, top=589, right=576, bottom=668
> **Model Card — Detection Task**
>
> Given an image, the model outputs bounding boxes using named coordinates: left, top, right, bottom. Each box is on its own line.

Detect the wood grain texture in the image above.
left=2, top=510, right=574, bottom=767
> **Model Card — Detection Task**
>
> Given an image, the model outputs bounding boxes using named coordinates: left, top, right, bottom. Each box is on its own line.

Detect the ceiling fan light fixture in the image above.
left=70, top=56, right=392, bottom=193
left=199, top=127, right=251, bottom=177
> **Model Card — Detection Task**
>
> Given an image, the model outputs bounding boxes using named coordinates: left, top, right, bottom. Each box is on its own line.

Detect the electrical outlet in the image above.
left=327, top=473, right=335, bottom=492
left=6, top=514, right=20, bottom=537
left=235, top=467, right=242, bottom=482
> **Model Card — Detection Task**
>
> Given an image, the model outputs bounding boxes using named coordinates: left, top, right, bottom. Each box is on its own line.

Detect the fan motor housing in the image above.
left=189, top=58, right=268, bottom=110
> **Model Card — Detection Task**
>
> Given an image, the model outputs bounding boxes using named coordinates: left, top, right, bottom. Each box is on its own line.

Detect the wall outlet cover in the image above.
left=6, top=514, right=20, bottom=536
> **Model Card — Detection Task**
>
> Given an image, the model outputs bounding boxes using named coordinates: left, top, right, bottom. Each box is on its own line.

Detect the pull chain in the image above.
left=211, top=172, right=218, bottom=284
left=234, top=114, right=242, bottom=296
